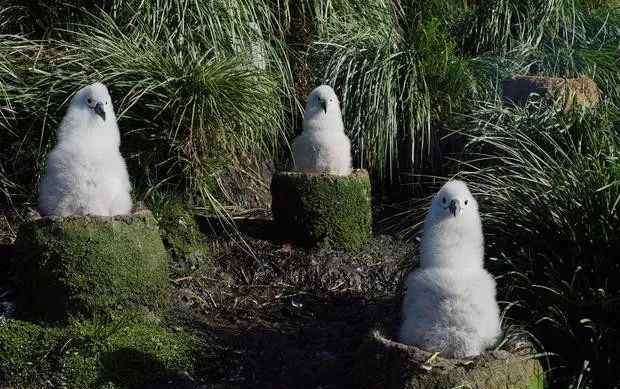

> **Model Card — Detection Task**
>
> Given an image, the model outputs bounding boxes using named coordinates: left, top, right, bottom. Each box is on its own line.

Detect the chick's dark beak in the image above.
left=320, top=99, right=327, bottom=114
left=449, top=199, right=461, bottom=217
left=93, top=102, right=106, bottom=121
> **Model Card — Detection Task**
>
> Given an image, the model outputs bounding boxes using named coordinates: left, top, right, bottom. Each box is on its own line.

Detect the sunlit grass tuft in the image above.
left=311, top=1, right=476, bottom=183
left=1, top=1, right=295, bottom=216
left=462, top=100, right=620, bottom=387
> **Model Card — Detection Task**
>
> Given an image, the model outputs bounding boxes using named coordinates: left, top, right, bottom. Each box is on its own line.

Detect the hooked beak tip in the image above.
left=448, top=200, right=461, bottom=217
left=94, top=102, right=106, bottom=121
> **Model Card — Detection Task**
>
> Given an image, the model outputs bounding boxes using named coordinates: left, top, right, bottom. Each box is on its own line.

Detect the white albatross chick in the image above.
left=292, top=85, right=352, bottom=176
left=399, top=180, right=501, bottom=358
left=38, top=82, right=132, bottom=217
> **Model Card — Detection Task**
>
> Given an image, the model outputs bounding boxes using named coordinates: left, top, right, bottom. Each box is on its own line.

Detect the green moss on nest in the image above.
left=271, top=169, right=372, bottom=252
left=154, top=201, right=213, bottom=276
left=0, top=318, right=194, bottom=389
left=0, top=318, right=61, bottom=384
left=14, top=210, right=170, bottom=322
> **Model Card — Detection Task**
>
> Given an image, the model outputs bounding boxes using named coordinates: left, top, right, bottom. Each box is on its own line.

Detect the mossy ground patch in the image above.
left=153, top=200, right=216, bottom=278
left=0, top=317, right=194, bottom=389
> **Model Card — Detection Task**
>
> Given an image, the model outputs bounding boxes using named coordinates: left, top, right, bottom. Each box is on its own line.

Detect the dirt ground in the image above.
left=170, top=235, right=416, bottom=389
left=0, top=225, right=416, bottom=389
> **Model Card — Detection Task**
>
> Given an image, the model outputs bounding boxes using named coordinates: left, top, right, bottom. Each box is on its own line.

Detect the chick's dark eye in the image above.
left=442, top=197, right=446, bottom=204
left=87, top=98, right=92, bottom=104
left=465, top=200, right=469, bottom=205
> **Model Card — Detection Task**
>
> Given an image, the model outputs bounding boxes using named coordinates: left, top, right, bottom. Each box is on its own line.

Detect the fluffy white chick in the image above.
left=38, top=82, right=132, bottom=217
left=399, top=180, right=501, bottom=358
left=292, top=85, right=352, bottom=176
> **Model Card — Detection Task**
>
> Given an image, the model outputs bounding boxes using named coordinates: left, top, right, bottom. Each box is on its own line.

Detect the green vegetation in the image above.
left=0, top=0, right=619, bottom=387
left=14, top=211, right=170, bottom=321
left=271, top=169, right=372, bottom=251
left=462, top=101, right=620, bottom=388
left=309, top=0, right=620, bottom=183
left=0, top=317, right=194, bottom=389
left=0, top=0, right=293, bottom=214
left=310, top=1, right=475, bottom=182
left=152, top=197, right=217, bottom=277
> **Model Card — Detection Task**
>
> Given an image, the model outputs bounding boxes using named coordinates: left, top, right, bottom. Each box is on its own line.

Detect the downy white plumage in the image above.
left=399, top=180, right=501, bottom=358
left=39, top=82, right=132, bottom=217
left=292, top=85, right=352, bottom=176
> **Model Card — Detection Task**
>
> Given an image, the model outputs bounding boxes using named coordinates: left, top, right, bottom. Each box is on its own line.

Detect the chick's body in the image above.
left=39, top=82, right=132, bottom=217
left=293, top=85, right=352, bottom=176
left=399, top=180, right=501, bottom=358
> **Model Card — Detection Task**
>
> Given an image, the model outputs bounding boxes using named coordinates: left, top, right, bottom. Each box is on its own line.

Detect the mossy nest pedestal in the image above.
left=14, top=210, right=170, bottom=321
left=270, top=169, right=372, bottom=252
left=354, top=331, right=544, bottom=389
left=502, top=75, right=600, bottom=111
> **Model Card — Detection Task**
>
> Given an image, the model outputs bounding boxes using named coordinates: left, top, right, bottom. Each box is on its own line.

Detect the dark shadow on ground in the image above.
left=138, top=371, right=198, bottom=389
left=167, top=234, right=416, bottom=388
left=183, top=291, right=400, bottom=389
left=0, top=243, right=16, bottom=318
left=101, top=348, right=178, bottom=389
left=196, top=214, right=280, bottom=242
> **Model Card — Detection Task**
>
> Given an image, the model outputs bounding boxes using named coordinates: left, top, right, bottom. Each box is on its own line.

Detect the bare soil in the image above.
left=170, top=235, right=416, bottom=389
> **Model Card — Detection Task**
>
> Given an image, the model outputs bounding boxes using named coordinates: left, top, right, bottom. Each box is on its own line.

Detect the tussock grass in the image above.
left=311, top=1, right=475, bottom=183
left=461, top=100, right=620, bottom=387
left=1, top=1, right=620, bottom=386
left=0, top=37, right=47, bottom=208
left=309, top=0, right=619, bottom=184
left=0, top=1, right=114, bottom=37
left=0, top=1, right=295, bottom=216
left=54, top=16, right=284, bottom=189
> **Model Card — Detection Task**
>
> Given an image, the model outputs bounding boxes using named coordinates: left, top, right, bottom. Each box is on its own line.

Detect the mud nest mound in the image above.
left=13, top=209, right=170, bottom=321
left=354, top=330, right=544, bottom=389
left=270, top=169, right=372, bottom=252
left=502, top=75, right=600, bottom=111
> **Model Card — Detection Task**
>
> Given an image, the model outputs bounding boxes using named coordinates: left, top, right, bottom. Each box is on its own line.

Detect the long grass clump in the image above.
left=0, top=36, right=47, bottom=208
left=310, top=1, right=475, bottom=183
left=0, top=0, right=295, bottom=215
left=462, top=100, right=620, bottom=388
left=309, top=0, right=619, bottom=185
